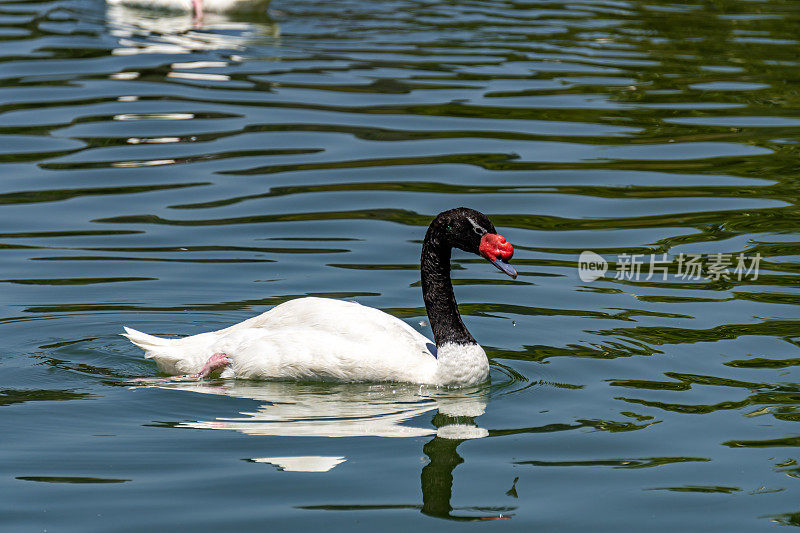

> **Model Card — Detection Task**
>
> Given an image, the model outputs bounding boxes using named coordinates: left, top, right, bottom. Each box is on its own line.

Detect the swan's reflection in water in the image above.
left=144, top=381, right=511, bottom=520
left=106, top=3, right=278, bottom=55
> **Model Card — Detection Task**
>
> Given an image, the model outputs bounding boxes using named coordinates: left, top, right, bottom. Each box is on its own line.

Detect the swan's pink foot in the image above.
left=194, top=352, right=230, bottom=379
left=130, top=353, right=230, bottom=383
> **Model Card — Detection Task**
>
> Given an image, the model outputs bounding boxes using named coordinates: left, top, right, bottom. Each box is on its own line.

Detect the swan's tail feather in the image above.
left=123, top=326, right=211, bottom=375
left=123, top=326, right=194, bottom=374
left=121, top=326, right=174, bottom=359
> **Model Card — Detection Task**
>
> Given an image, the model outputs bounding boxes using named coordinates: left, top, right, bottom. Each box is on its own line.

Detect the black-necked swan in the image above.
left=123, top=207, right=516, bottom=387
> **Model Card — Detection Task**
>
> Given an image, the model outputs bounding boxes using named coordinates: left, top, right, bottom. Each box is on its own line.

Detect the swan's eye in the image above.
left=466, top=217, right=487, bottom=236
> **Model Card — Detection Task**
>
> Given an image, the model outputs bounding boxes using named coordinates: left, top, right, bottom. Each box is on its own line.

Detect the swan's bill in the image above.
left=479, top=232, right=516, bottom=278
left=491, top=257, right=517, bottom=279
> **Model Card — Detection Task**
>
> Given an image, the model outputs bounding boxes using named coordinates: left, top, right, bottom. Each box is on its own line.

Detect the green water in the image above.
left=2, top=0, right=800, bottom=529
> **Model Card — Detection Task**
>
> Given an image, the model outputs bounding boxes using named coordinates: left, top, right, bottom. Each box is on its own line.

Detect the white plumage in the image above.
left=124, top=297, right=489, bottom=387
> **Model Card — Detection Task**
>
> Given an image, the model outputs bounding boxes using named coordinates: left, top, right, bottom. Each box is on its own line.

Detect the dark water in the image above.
left=2, top=0, right=800, bottom=529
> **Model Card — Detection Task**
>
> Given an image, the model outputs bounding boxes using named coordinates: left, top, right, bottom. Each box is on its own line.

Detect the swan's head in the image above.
left=435, top=207, right=517, bottom=279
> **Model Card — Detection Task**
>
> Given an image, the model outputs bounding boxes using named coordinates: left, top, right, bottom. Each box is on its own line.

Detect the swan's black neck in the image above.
left=421, top=222, right=476, bottom=347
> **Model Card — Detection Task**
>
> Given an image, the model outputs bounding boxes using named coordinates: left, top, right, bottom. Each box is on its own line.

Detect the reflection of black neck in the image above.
left=420, top=410, right=484, bottom=521
left=421, top=222, right=476, bottom=347
left=421, top=435, right=464, bottom=519
left=420, top=410, right=514, bottom=521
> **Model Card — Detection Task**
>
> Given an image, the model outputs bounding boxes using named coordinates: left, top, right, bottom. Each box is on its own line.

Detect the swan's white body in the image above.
left=124, top=297, right=490, bottom=387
